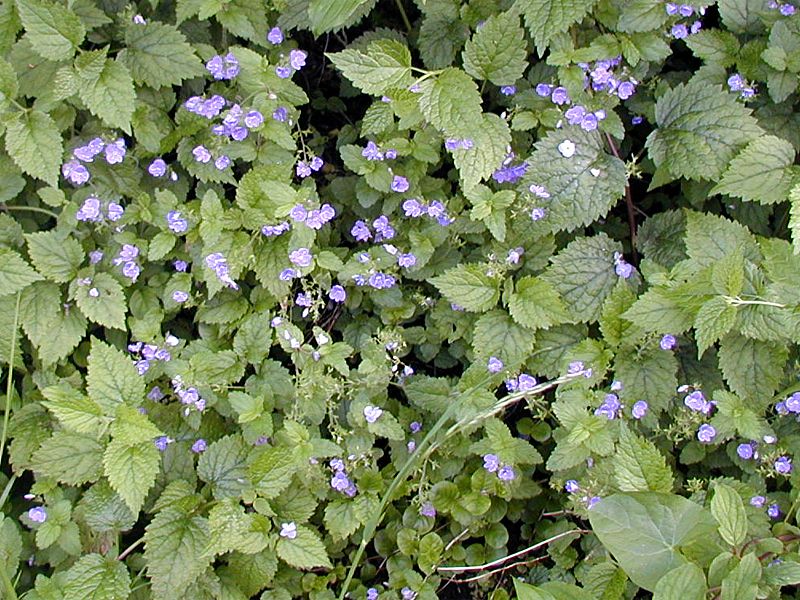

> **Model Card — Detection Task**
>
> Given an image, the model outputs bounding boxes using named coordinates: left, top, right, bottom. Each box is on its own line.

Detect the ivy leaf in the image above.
left=120, top=22, right=204, bottom=88
left=718, top=334, right=788, bottom=400
left=462, top=10, right=527, bottom=85
left=75, top=272, right=127, bottom=331
left=518, top=0, right=599, bottom=54
left=103, top=439, right=160, bottom=515
left=32, top=431, right=104, bottom=485
left=418, top=67, right=483, bottom=137
left=541, top=234, right=622, bottom=323
left=77, top=55, right=136, bottom=134
left=327, top=39, right=413, bottom=95
left=614, top=424, right=674, bottom=493
left=26, top=230, right=83, bottom=283
left=525, top=127, right=627, bottom=233
left=308, top=0, right=375, bottom=35
left=646, top=79, right=762, bottom=182
left=508, top=276, right=570, bottom=330
left=143, top=507, right=212, bottom=598
left=5, top=110, right=63, bottom=187
left=86, top=338, right=145, bottom=415
left=63, top=553, right=130, bottom=600
left=276, top=525, right=332, bottom=570
left=16, top=0, right=85, bottom=61
left=430, top=263, right=500, bottom=312
left=0, top=248, right=43, bottom=296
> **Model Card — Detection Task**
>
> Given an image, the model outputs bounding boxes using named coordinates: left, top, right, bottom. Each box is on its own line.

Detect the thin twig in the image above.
left=604, top=133, right=638, bottom=265
left=0, top=204, right=59, bottom=220
left=117, top=538, right=145, bottom=561
left=394, top=0, right=413, bottom=33
left=448, top=556, right=548, bottom=584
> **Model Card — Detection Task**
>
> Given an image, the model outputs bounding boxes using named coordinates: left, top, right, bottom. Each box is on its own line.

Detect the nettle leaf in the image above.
left=684, top=211, right=760, bottom=268
left=717, top=0, right=764, bottom=35
left=26, top=230, right=83, bottom=283
left=197, top=435, right=249, bottom=499
left=276, top=525, right=332, bottom=570
left=616, top=0, right=669, bottom=33
left=86, top=339, right=145, bottom=414
left=710, top=135, right=797, bottom=205
left=63, top=553, right=130, bottom=600
left=41, top=384, right=105, bottom=436
left=77, top=53, right=136, bottom=133
left=646, top=79, right=762, bottom=183
left=452, top=113, right=511, bottom=191
left=518, top=0, right=599, bottom=54
left=16, top=0, right=85, bottom=61
left=5, top=110, right=63, bottom=187
left=120, top=22, right=204, bottom=88
left=718, top=334, right=788, bottom=401
left=103, top=439, right=160, bottom=515
left=75, top=272, right=127, bottom=330
left=541, top=234, right=622, bottom=323
left=418, top=67, right=483, bottom=137
left=685, top=30, right=739, bottom=67
left=589, top=492, right=717, bottom=591
left=472, top=310, right=535, bottom=369
left=694, top=297, right=736, bottom=358
left=32, top=431, right=104, bottom=485
left=613, top=346, right=677, bottom=413
left=38, top=303, right=87, bottom=365
left=614, top=424, right=674, bottom=493
left=524, top=127, right=627, bottom=233
left=248, top=446, right=298, bottom=499
left=508, top=276, right=570, bottom=330
left=462, top=10, right=527, bottom=85
left=308, top=0, right=376, bottom=35
left=0, top=248, right=42, bottom=296
left=144, top=507, right=212, bottom=598
left=328, top=39, right=413, bottom=95
left=430, top=263, right=500, bottom=312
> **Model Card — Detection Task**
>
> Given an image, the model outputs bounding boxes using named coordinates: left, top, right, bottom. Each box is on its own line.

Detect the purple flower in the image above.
left=751, top=495, right=766, bottom=507
left=632, top=400, right=648, bottom=419
left=89, top=250, right=103, bottom=264
left=329, top=285, right=346, bottom=303
left=154, top=436, right=170, bottom=451
left=679, top=3, right=693, bottom=16
left=565, top=105, right=586, bottom=125
left=276, top=65, right=292, bottom=78
left=191, top=439, right=207, bottom=453
left=492, top=162, right=528, bottom=183
left=192, top=145, right=212, bottom=163
left=367, top=272, right=396, bottom=289
left=367, top=588, right=379, bottom=600
left=517, top=374, right=537, bottom=391
left=616, top=81, right=636, bottom=100
left=500, top=85, right=516, bottom=95
left=397, top=253, right=416, bottom=268
left=671, top=23, right=688, bottom=39
left=289, top=49, right=307, bottom=70
left=280, top=521, right=297, bottom=539
left=289, top=247, right=313, bottom=267
left=391, top=175, right=409, bottom=193
left=580, top=113, right=599, bottom=131
left=786, top=393, right=800, bottom=413
left=279, top=268, right=297, bottom=280
left=214, top=155, right=231, bottom=170
left=587, top=496, right=601, bottom=510
left=173, top=260, right=188, bottom=272
left=768, top=504, right=781, bottom=519
left=104, top=139, right=126, bottom=164
left=73, top=138, right=105, bottom=162
left=565, top=480, right=579, bottom=493
left=205, top=252, right=238, bottom=289
left=781, top=4, right=796, bottom=15
left=595, top=393, right=621, bottom=420
left=530, top=207, right=546, bottom=221
left=483, top=454, right=499, bottom=473
left=697, top=424, right=716, bottom=443
left=331, top=471, right=351, bottom=491
left=535, top=83, right=553, bottom=97
left=330, top=458, right=345, bottom=472
left=498, top=465, right=516, bottom=481
left=364, top=405, right=383, bottom=423
left=147, top=386, right=164, bottom=400
left=268, top=26, right=283, bottom=44
left=487, top=356, right=504, bottom=373
left=273, top=107, right=288, bottom=122
left=775, top=456, right=793, bottom=474
left=551, top=86, right=570, bottom=105
left=122, top=261, right=140, bottom=282
left=296, top=161, right=312, bottom=178
left=420, top=502, right=436, bottom=518
left=666, top=3, right=679, bottom=15
left=28, top=506, right=47, bottom=523
left=62, top=160, right=90, bottom=185
left=410, top=421, right=422, bottom=433
left=310, top=156, right=324, bottom=171
left=660, top=334, right=677, bottom=350
left=737, top=443, right=754, bottom=460
left=684, top=391, right=707, bottom=412
left=401, top=588, right=416, bottom=600
left=362, top=141, right=383, bottom=160
left=106, top=202, right=124, bottom=221
left=148, top=158, right=167, bottom=177
left=244, top=110, right=264, bottom=128
left=76, top=196, right=102, bottom=222
left=167, top=210, right=188, bottom=233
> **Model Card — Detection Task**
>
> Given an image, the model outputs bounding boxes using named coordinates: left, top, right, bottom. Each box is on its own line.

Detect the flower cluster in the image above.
left=205, top=52, right=239, bottom=80
left=614, top=252, right=634, bottom=279
left=483, top=454, right=516, bottom=481
left=330, top=458, right=357, bottom=497
left=76, top=196, right=124, bottom=223
left=727, top=73, right=757, bottom=99
left=205, top=252, right=238, bottom=289
left=492, top=153, right=528, bottom=183
left=564, top=105, right=608, bottom=132
left=276, top=49, right=307, bottom=79
left=171, top=375, right=206, bottom=414
left=296, top=156, right=325, bottom=178
left=351, top=216, right=395, bottom=242
left=444, top=138, right=474, bottom=151
left=128, top=336, right=178, bottom=375
left=401, top=198, right=454, bottom=225
left=505, top=373, right=537, bottom=392
left=288, top=203, right=336, bottom=230
left=768, top=1, right=797, bottom=15
left=666, top=3, right=703, bottom=38
left=362, top=141, right=398, bottom=161
left=62, top=137, right=127, bottom=185
left=113, top=244, right=141, bottom=282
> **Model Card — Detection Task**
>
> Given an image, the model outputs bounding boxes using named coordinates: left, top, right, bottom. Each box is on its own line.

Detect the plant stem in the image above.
left=0, top=205, right=60, bottom=220
left=604, top=132, right=638, bottom=265
left=394, top=0, right=413, bottom=33
left=0, top=292, right=22, bottom=469
left=0, top=475, right=17, bottom=510
left=117, top=537, right=145, bottom=561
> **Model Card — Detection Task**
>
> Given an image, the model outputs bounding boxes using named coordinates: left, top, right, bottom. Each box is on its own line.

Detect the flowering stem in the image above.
left=0, top=293, right=21, bottom=471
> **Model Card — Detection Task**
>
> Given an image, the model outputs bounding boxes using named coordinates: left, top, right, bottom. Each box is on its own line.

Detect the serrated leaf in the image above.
left=418, top=67, right=483, bottom=137
left=63, top=553, right=130, bottom=600
left=197, top=435, right=249, bottom=499
left=718, top=334, right=788, bottom=400
left=75, top=272, right=127, bottom=330
left=721, top=553, right=761, bottom=599
left=41, top=384, right=105, bottom=435
left=77, top=56, right=135, bottom=133
left=685, top=30, right=739, bottom=67
left=614, top=346, right=678, bottom=413
left=541, top=234, right=621, bottom=323
left=508, top=276, right=570, bottom=330
left=717, top=0, right=764, bottom=35
left=646, top=79, right=762, bottom=182
left=430, top=263, right=500, bottom=312
left=248, top=446, right=298, bottom=499
left=452, top=112, right=511, bottom=190
left=308, top=0, right=374, bottom=35
left=328, top=39, right=413, bottom=95
left=144, top=507, right=211, bottom=598
left=462, top=10, right=527, bottom=85
left=86, top=339, right=145, bottom=415
left=276, top=525, right=332, bottom=569
left=711, top=483, right=747, bottom=547
left=103, top=439, right=159, bottom=515
left=472, top=310, right=534, bottom=370
left=518, top=0, right=599, bottom=54
left=32, top=431, right=104, bottom=485
left=120, top=22, right=204, bottom=88
left=4, top=110, right=62, bottom=187
left=206, top=500, right=269, bottom=557
left=621, top=288, right=693, bottom=334
left=524, top=127, right=627, bottom=233
left=0, top=248, right=42, bottom=296
left=111, top=405, right=163, bottom=446
left=26, top=230, right=83, bottom=283
left=16, top=0, right=84, bottom=61
left=694, top=297, right=736, bottom=358
left=726, top=139, right=797, bottom=208
left=38, top=304, right=86, bottom=365
left=652, top=563, right=706, bottom=600
left=614, top=424, right=674, bottom=493
left=684, top=211, right=760, bottom=267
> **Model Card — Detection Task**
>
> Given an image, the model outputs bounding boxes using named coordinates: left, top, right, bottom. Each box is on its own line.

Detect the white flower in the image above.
left=557, top=139, right=576, bottom=158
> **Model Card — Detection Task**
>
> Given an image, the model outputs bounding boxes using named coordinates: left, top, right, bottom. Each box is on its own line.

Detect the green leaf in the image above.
left=26, top=230, right=83, bottom=283
left=685, top=30, right=740, bottom=67
left=37, top=303, right=86, bottom=365
left=86, top=339, right=145, bottom=415
left=589, top=492, right=717, bottom=591
left=206, top=499, right=269, bottom=557
left=452, top=112, right=511, bottom=190
left=197, top=435, right=249, bottom=499
left=652, top=563, right=707, bottom=600
left=41, top=384, right=105, bottom=435
left=518, top=0, right=599, bottom=54
left=110, top=405, right=163, bottom=446
left=308, top=0, right=374, bottom=35
left=711, top=136, right=797, bottom=205
left=694, top=297, right=736, bottom=358
left=541, top=234, right=622, bottom=323
left=103, top=439, right=160, bottom=515
left=684, top=211, right=760, bottom=268
left=144, top=507, right=212, bottom=598
left=75, top=272, right=127, bottom=330
left=32, top=431, right=104, bottom=485
left=613, top=346, right=678, bottom=413
left=248, top=446, right=298, bottom=499
left=418, top=67, right=483, bottom=137
left=462, top=10, right=527, bottom=85
left=718, top=0, right=764, bottom=34
left=0, top=248, right=42, bottom=296
left=4, top=110, right=63, bottom=187
left=790, top=182, right=800, bottom=254
left=63, top=553, right=130, bottom=600
left=614, top=424, right=674, bottom=493
left=524, top=127, right=628, bottom=233
left=430, top=263, right=500, bottom=312
left=120, top=22, right=204, bottom=88
left=617, top=0, right=668, bottom=33
left=721, top=553, right=761, bottom=599
left=718, top=334, right=788, bottom=400
left=646, top=79, right=762, bottom=182
left=508, top=276, right=570, bottom=330
left=328, top=39, right=413, bottom=95
left=16, top=0, right=84, bottom=61
left=77, top=55, right=136, bottom=133
left=711, top=483, right=747, bottom=548
left=324, top=501, right=360, bottom=541
left=622, top=289, right=694, bottom=334
left=514, top=580, right=594, bottom=600
left=711, top=390, right=772, bottom=440
left=470, top=306, right=536, bottom=371
left=276, top=525, right=332, bottom=569
left=763, top=560, right=800, bottom=586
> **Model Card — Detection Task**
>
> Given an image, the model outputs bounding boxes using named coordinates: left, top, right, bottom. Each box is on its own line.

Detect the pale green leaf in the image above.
left=652, top=563, right=707, bottom=600
left=721, top=553, right=761, bottom=599
left=308, top=0, right=375, bottom=35
left=418, top=67, right=483, bottom=137
left=694, top=297, right=736, bottom=358
left=103, top=439, right=160, bottom=515
left=26, top=230, right=83, bottom=283
left=276, top=525, right=332, bottom=569
left=16, top=0, right=84, bottom=61
left=462, top=10, right=527, bottom=85
left=77, top=56, right=136, bottom=133
left=32, top=431, right=104, bottom=485
left=86, top=339, right=145, bottom=415
left=4, top=110, right=62, bottom=187
left=120, top=22, right=204, bottom=88
left=248, top=446, right=298, bottom=499
left=328, top=39, right=413, bottom=95
left=614, top=424, right=674, bottom=493
left=518, top=0, right=599, bottom=54
left=63, top=553, right=130, bottom=600
left=41, top=384, right=105, bottom=435
left=711, top=483, right=747, bottom=547
left=75, top=272, right=127, bottom=330
left=508, top=276, right=570, bottom=330
left=0, top=248, right=42, bottom=296
left=430, top=263, right=500, bottom=312
left=790, top=181, right=800, bottom=254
